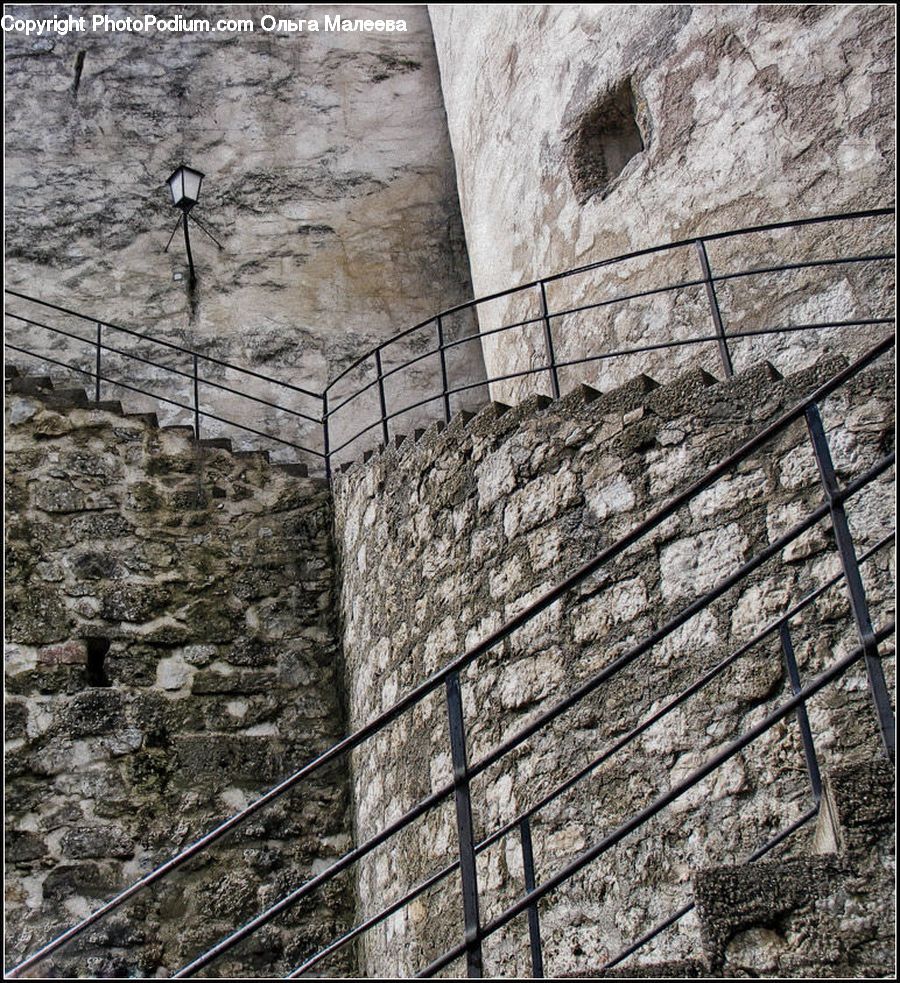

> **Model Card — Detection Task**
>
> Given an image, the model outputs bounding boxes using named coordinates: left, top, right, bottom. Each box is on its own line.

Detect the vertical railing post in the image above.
left=805, top=402, right=895, bottom=760
left=695, top=238, right=734, bottom=379
left=374, top=348, right=390, bottom=446
left=322, top=390, right=331, bottom=482
left=539, top=281, right=561, bottom=400
left=445, top=671, right=483, bottom=977
left=437, top=315, right=452, bottom=424
left=519, top=816, right=544, bottom=978
left=94, top=321, right=102, bottom=403
left=779, top=623, right=822, bottom=802
left=192, top=353, right=200, bottom=440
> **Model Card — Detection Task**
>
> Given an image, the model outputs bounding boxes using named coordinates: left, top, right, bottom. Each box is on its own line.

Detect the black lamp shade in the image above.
left=167, top=165, right=204, bottom=209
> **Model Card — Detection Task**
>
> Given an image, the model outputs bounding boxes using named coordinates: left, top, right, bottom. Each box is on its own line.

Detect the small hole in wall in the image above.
left=566, top=78, right=645, bottom=204
left=85, top=637, right=112, bottom=687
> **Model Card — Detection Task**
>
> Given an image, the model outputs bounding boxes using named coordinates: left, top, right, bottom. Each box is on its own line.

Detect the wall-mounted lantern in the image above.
left=167, top=164, right=204, bottom=212
left=164, top=164, right=222, bottom=289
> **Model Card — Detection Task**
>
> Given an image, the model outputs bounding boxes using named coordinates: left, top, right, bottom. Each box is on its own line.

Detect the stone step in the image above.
left=692, top=759, right=894, bottom=978
left=125, top=411, right=159, bottom=428
left=812, top=757, right=894, bottom=859
left=554, top=381, right=603, bottom=415
left=446, top=407, right=477, bottom=434
left=199, top=437, right=233, bottom=452
left=643, top=367, right=719, bottom=419
left=233, top=449, right=271, bottom=464
left=6, top=374, right=54, bottom=394
left=336, top=355, right=784, bottom=473
left=94, top=400, right=124, bottom=414
left=5, top=364, right=317, bottom=478
left=274, top=461, right=308, bottom=477
left=418, top=419, right=446, bottom=441
left=160, top=425, right=198, bottom=440
left=467, top=400, right=512, bottom=437
left=43, top=388, right=91, bottom=407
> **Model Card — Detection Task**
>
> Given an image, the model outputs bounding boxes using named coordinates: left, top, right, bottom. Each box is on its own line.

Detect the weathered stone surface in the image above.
left=4, top=3, right=486, bottom=470
left=4, top=10, right=896, bottom=971
left=694, top=761, right=895, bottom=978
left=431, top=5, right=894, bottom=404
left=4, top=387, right=355, bottom=977
left=61, top=826, right=135, bottom=860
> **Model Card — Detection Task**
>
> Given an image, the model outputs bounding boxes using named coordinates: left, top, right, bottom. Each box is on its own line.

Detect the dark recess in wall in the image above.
left=566, top=78, right=645, bottom=203
left=85, top=636, right=111, bottom=687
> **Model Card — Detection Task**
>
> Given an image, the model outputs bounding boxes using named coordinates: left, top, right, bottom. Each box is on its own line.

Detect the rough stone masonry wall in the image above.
left=333, top=351, right=895, bottom=977
left=4, top=387, right=355, bottom=977
left=429, top=4, right=895, bottom=404
left=4, top=3, right=486, bottom=467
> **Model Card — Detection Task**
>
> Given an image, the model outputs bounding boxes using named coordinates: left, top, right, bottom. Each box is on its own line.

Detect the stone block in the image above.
left=6, top=829, right=49, bottom=863
left=65, top=690, right=126, bottom=737
left=61, top=826, right=135, bottom=860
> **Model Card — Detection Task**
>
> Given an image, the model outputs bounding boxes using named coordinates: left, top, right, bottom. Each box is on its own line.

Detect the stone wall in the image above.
left=429, top=4, right=895, bottom=403
left=3, top=3, right=486, bottom=468
left=4, top=383, right=355, bottom=977
left=333, top=349, right=894, bottom=976
left=4, top=6, right=896, bottom=975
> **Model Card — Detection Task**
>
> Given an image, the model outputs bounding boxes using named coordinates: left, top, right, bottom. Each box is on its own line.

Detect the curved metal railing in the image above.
left=321, top=207, right=895, bottom=466
left=5, top=207, right=895, bottom=476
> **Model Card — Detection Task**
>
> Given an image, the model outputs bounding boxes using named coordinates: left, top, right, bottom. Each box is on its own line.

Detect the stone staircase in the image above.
left=562, top=761, right=894, bottom=979
left=5, top=358, right=755, bottom=483
left=4, top=364, right=314, bottom=479
left=330, top=342, right=895, bottom=977
left=331, top=357, right=792, bottom=482
left=5, top=348, right=895, bottom=978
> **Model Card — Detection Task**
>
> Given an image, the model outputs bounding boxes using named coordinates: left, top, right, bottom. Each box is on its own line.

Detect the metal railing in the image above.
left=7, top=332, right=895, bottom=979
left=5, top=207, right=895, bottom=477
left=4, top=291, right=327, bottom=465
left=320, top=207, right=894, bottom=468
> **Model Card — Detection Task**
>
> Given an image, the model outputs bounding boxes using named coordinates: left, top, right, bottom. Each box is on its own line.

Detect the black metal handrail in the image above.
left=417, top=621, right=896, bottom=978
left=322, top=206, right=895, bottom=387
left=329, top=253, right=893, bottom=408
left=7, top=332, right=895, bottom=979
left=322, top=208, right=894, bottom=464
left=287, top=531, right=893, bottom=978
left=4, top=295, right=326, bottom=461
left=3, top=288, right=321, bottom=399
left=5, top=207, right=894, bottom=476
left=323, top=318, right=895, bottom=459
left=4, top=314, right=324, bottom=427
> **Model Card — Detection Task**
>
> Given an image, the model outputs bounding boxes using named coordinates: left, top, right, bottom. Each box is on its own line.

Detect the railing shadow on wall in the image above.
left=4, top=207, right=895, bottom=478
left=7, top=330, right=896, bottom=979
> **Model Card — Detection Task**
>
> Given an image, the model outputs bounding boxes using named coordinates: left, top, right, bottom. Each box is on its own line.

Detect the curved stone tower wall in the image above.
left=333, top=351, right=895, bottom=976
left=429, top=4, right=895, bottom=403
